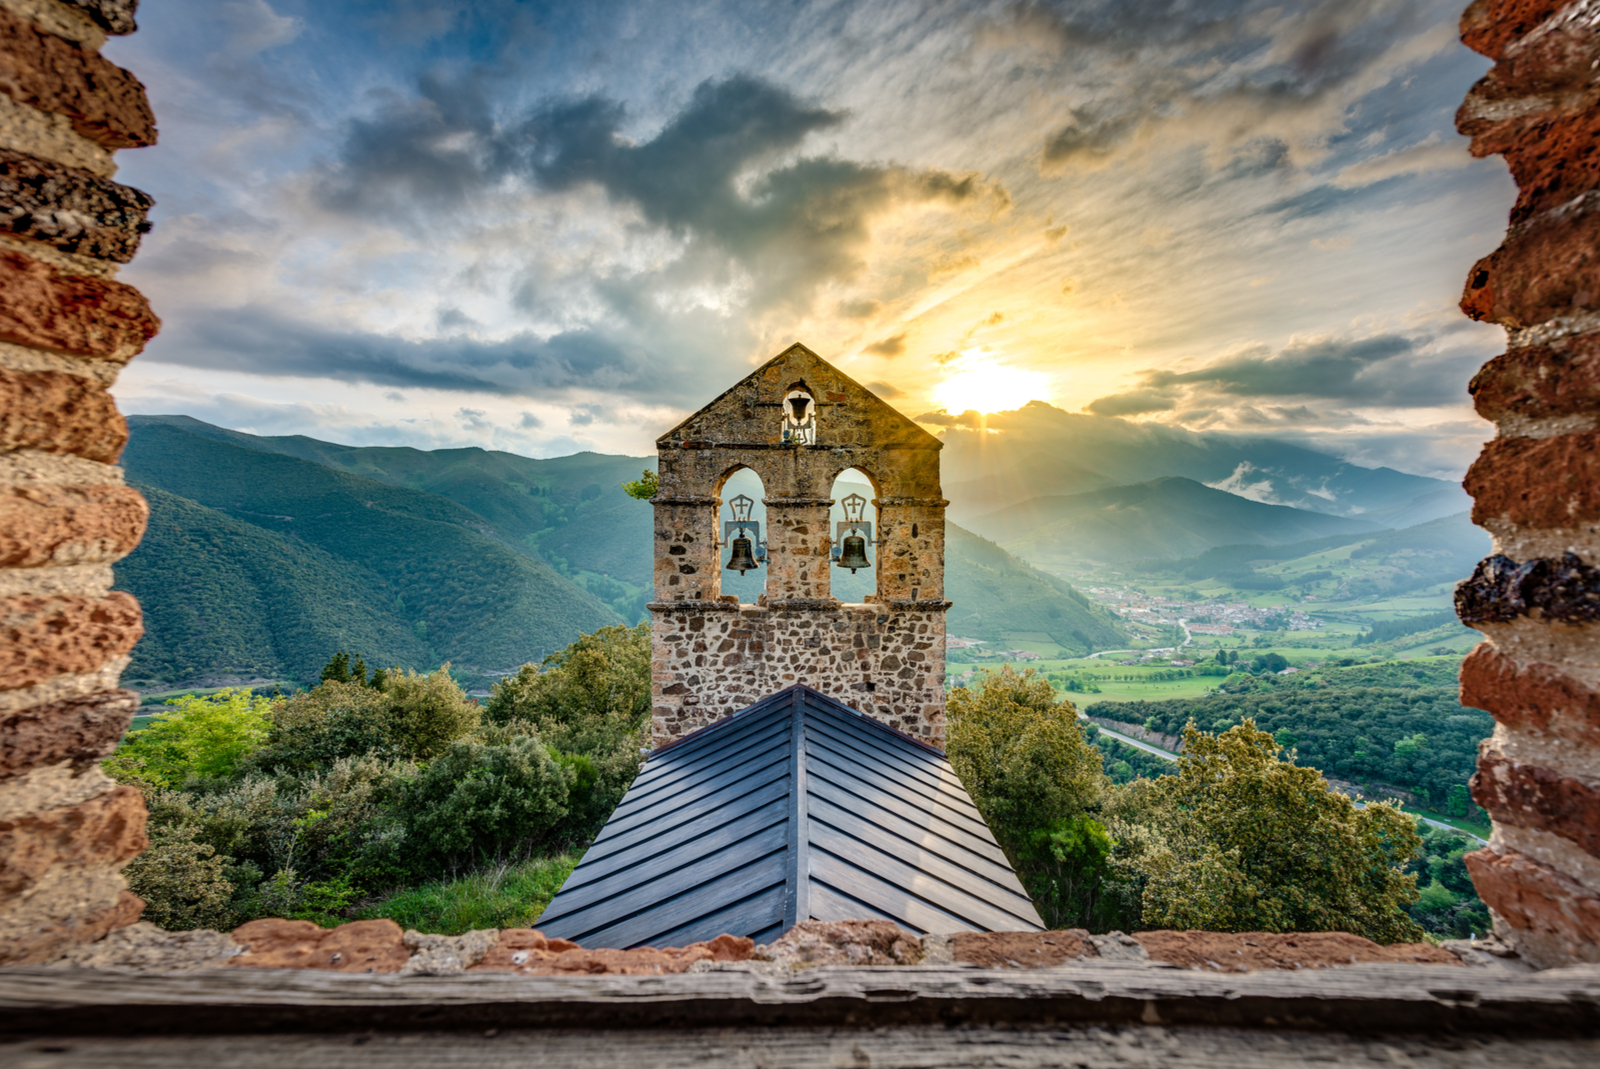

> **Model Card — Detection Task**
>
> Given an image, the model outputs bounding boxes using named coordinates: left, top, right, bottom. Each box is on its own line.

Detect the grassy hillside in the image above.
left=119, top=422, right=621, bottom=685
left=943, top=524, right=1127, bottom=653
left=118, top=486, right=431, bottom=688
left=969, top=477, right=1381, bottom=564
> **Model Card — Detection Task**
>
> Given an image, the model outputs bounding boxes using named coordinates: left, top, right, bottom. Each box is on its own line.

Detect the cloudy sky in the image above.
left=104, top=0, right=1512, bottom=476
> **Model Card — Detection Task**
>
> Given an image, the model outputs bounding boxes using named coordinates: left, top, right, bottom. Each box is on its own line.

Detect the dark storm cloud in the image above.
left=314, top=72, right=524, bottom=216
left=1088, top=333, right=1478, bottom=414
left=313, top=72, right=1001, bottom=306
left=164, top=304, right=661, bottom=396
left=526, top=75, right=1001, bottom=304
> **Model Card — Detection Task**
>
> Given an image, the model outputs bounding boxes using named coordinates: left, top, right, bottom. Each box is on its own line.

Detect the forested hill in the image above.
left=117, top=421, right=621, bottom=689
left=130, top=415, right=656, bottom=588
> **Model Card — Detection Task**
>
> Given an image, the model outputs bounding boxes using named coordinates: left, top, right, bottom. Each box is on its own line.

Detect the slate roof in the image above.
left=536, top=685, right=1044, bottom=948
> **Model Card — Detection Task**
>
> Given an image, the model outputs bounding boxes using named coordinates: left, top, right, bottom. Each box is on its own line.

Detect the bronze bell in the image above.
left=837, top=533, right=871, bottom=573
left=726, top=536, right=759, bottom=574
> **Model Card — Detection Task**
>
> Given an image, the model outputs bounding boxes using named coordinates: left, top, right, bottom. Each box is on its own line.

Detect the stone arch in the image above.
left=717, top=464, right=768, bottom=604
left=829, top=466, right=879, bottom=604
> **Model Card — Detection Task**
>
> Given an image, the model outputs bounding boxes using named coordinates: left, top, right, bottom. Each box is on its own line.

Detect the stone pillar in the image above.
left=875, top=497, right=947, bottom=604
left=0, top=0, right=158, bottom=965
left=652, top=498, right=720, bottom=603
left=1453, top=0, right=1600, bottom=968
left=762, top=497, right=833, bottom=604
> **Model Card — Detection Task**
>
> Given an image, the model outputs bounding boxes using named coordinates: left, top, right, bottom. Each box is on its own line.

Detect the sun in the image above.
left=931, top=356, right=1049, bottom=414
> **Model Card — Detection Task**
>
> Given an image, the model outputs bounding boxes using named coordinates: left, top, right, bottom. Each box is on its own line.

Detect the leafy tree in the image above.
left=369, top=666, right=389, bottom=690
left=622, top=469, right=659, bottom=500
left=105, top=688, right=272, bottom=787
left=321, top=652, right=352, bottom=684
left=384, top=665, right=482, bottom=759
left=946, top=666, right=1120, bottom=928
left=351, top=654, right=368, bottom=687
left=1106, top=720, right=1424, bottom=943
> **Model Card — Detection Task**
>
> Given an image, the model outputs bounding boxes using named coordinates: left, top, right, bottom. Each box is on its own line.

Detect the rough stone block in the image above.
left=0, top=147, right=153, bottom=262
left=229, top=918, right=411, bottom=973
left=1465, top=433, right=1600, bottom=529
left=0, top=591, right=142, bottom=691
left=0, top=688, right=136, bottom=778
left=1466, top=846, right=1600, bottom=966
left=0, top=884, right=139, bottom=966
left=0, top=483, right=146, bottom=566
left=1470, top=332, right=1600, bottom=424
left=59, top=1, right=138, bottom=36
left=1470, top=749, right=1600, bottom=859
left=0, top=6, right=155, bottom=149
left=0, top=248, right=158, bottom=360
left=1460, top=0, right=1575, bottom=60
left=0, top=782, right=145, bottom=898
left=1460, top=644, right=1600, bottom=749
left=1456, top=552, right=1600, bottom=624
left=0, top=366, right=126, bottom=460
left=1460, top=209, right=1600, bottom=328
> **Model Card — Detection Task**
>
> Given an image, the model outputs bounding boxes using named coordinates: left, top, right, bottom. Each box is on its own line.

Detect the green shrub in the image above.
left=122, top=821, right=236, bottom=931
left=487, top=623, right=649, bottom=840
left=252, top=668, right=478, bottom=771
left=105, top=688, right=271, bottom=787
left=384, top=666, right=481, bottom=758
left=400, top=735, right=575, bottom=867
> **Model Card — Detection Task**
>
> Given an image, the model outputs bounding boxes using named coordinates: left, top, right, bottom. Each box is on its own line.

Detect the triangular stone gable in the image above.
left=535, top=685, right=1041, bottom=948
left=658, top=343, right=940, bottom=451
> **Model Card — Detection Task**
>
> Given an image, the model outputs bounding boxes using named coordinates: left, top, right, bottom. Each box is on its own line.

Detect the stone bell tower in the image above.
left=648, top=343, right=949, bottom=746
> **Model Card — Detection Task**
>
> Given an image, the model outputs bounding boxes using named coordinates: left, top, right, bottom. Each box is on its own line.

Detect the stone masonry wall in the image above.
left=652, top=604, right=947, bottom=744
left=0, top=0, right=155, bottom=965
left=1453, top=0, right=1600, bottom=968
left=650, top=344, right=950, bottom=745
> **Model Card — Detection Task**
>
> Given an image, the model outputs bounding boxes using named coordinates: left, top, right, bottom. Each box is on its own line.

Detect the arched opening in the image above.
left=829, top=467, right=878, bottom=604
left=719, top=466, right=768, bottom=604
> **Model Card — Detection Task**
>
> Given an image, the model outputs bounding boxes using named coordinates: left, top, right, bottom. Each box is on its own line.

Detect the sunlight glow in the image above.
left=931, top=356, right=1050, bottom=414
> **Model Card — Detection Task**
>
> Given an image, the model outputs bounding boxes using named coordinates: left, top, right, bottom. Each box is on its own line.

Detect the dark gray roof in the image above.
left=536, top=685, right=1044, bottom=948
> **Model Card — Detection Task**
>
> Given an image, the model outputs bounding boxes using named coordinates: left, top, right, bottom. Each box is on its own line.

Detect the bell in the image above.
left=726, top=536, right=759, bottom=574
left=836, top=534, right=871, bottom=573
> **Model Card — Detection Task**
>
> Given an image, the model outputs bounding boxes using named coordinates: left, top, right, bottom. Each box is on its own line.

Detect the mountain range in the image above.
left=116, top=417, right=1129, bottom=689
left=965, top=476, right=1385, bottom=565
left=938, top=403, right=1469, bottom=530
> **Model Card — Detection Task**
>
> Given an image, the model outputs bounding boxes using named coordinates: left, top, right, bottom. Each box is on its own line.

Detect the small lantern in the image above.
left=722, top=493, right=766, bottom=575
left=832, top=492, right=874, bottom=573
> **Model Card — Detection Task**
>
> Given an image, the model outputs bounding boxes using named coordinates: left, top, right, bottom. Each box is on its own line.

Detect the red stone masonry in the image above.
left=1454, top=0, right=1600, bottom=968
left=0, top=0, right=155, bottom=965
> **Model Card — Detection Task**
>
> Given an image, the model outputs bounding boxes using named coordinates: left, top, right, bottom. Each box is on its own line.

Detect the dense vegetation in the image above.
left=110, top=625, right=651, bottom=934
left=118, top=420, right=622, bottom=687
left=1085, top=659, right=1492, bottom=813
left=946, top=667, right=1427, bottom=940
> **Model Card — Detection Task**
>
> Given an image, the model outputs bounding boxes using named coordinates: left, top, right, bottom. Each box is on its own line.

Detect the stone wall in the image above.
left=0, top=0, right=155, bottom=965
left=650, top=344, right=950, bottom=745
left=652, top=603, right=947, bottom=744
left=1453, top=0, right=1600, bottom=968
